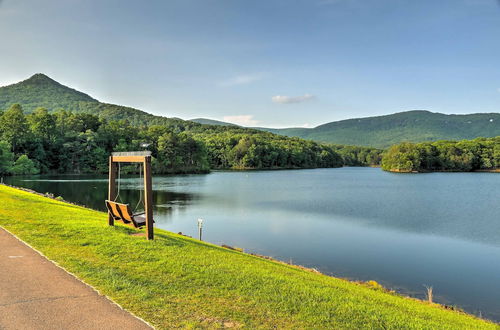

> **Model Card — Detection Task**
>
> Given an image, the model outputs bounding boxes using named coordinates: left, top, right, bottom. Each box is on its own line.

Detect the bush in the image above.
left=10, top=155, right=39, bottom=175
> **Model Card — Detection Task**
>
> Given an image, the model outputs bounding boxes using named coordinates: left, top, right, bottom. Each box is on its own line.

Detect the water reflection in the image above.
left=15, top=175, right=199, bottom=219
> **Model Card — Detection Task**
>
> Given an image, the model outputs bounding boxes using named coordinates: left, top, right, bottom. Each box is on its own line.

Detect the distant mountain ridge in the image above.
left=190, top=118, right=239, bottom=127
left=265, top=111, right=500, bottom=148
left=2, top=74, right=500, bottom=148
left=192, top=111, right=500, bottom=148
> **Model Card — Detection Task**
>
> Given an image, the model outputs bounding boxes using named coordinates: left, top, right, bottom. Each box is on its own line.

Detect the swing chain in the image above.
left=133, top=163, right=144, bottom=213
left=114, top=163, right=124, bottom=203
left=113, top=162, right=144, bottom=213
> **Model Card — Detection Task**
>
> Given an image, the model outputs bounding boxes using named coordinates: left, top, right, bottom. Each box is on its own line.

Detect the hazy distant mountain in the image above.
left=2, top=74, right=500, bottom=149
left=266, top=111, right=500, bottom=148
left=189, top=111, right=500, bottom=148
left=190, top=118, right=238, bottom=127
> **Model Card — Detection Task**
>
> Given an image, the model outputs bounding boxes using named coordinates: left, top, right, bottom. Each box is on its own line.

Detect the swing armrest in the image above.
left=133, top=212, right=146, bottom=217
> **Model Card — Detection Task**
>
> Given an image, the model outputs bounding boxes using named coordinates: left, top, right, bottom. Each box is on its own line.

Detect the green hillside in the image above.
left=258, top=111, right=500, bottom=148
left=0, top=74, right=345, bottom=174
left=0, top=74, right=193, bottom=128
left=0, top=73, right=98, bottom=112
left=4, top=74, right=500, bottom=152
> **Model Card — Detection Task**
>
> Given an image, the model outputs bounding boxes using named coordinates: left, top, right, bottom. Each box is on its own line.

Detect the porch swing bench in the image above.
left=106, top=151, right=155, bottom=239
left=105, top=200, right=152, bottom=229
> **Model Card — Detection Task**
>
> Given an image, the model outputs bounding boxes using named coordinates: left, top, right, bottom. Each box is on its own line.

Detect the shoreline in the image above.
left=385, top=168, right=500, bottom=173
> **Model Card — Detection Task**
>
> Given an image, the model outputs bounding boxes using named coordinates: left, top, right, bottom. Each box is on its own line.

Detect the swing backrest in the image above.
left=105, top=200, right=134, bottom=223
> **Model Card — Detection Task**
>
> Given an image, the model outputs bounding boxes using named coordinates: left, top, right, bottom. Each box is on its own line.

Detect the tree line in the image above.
left=330, top=145, right=382, bottom=167
left=0, top=104, right=348, bottom=176
left=381, top=137, right=500, bottom=172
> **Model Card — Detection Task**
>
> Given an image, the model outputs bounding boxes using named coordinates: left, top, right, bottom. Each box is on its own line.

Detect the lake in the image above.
left=5, top=167, right=500, bottom=321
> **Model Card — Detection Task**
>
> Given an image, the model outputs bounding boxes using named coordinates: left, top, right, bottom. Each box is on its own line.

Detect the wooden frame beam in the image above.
left=111, top=156, right=149, bottom=163
left=143, top=156, right=154, bottom=240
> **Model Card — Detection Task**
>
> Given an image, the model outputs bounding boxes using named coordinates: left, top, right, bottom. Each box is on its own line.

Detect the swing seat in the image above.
left=105, top=200, right=153, bottom=229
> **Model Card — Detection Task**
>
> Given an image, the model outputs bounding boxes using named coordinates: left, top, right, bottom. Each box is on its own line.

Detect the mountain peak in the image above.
left=29, top=73, right=53, bottom=80
left=24, top=73, right=67, bottom=87
left=0, top=73, right=98, bottom=112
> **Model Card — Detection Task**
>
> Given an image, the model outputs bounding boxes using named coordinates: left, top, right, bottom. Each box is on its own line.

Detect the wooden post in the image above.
left=108, top=157, right=117, bottom=226
left=143, top=156, right=154, bottom=240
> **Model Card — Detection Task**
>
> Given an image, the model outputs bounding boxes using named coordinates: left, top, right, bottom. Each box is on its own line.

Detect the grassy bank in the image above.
left=0, top=185, right=496, bottom=329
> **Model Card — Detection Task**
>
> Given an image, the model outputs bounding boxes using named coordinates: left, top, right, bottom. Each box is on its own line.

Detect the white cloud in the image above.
left=219, top=73, right=263, bottom=87
left=271, top=94, right=315, bottom=104
left=223, top=115, right=259, bottom=126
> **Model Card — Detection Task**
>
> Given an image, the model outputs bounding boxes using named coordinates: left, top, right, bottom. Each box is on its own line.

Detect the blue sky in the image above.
left=1, top=0, right=500, bottom=127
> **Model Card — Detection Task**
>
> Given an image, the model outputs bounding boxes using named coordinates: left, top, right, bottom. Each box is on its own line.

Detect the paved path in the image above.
left=0, top=228, right=152, bottom=330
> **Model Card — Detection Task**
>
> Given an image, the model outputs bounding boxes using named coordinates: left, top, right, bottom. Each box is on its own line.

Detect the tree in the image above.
left=28, top=107, right=56, bottom=142
left=11, top=155, right=39, bottom=175
left=0, top=104, right=29, bottom=154
left=0, top=141, right=14, bottom=175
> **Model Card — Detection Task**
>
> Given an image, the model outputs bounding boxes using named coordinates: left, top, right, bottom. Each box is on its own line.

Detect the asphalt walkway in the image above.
left=0, top=228, right=152, bottom=330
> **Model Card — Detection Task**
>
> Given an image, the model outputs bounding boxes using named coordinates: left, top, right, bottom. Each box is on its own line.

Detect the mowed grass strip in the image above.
left=0, top=185, right=497, bottom=329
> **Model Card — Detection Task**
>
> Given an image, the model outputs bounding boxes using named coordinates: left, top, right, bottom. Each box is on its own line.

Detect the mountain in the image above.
left=2, top=74, right=500, bottom=149
left=0, top=73, right=192, bottom=128
left=254, top=110, right=500, bottom=148
left=190, top=118, right=238, bottom=126
left=0, top=74, right=346, bottom=173
left=0, top=73, right=98, bottom=112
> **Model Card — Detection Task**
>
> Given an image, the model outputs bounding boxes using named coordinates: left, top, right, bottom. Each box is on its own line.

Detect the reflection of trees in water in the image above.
left=4, top=175, right=198, bottom=217
left=5, top=176, right=109, bottom=211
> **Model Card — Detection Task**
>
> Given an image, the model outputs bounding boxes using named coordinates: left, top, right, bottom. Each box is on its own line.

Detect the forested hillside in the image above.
left=381, top=137, right=500, bottom=172
left=0, top=73, right=98, bottom=112
left=0, top=74, right=197, bottom=128
left=254, top=111, right=500, bottom=148
left=0, top=74, right=348, bottom=174
left=0, top=103, right=342, bottom=175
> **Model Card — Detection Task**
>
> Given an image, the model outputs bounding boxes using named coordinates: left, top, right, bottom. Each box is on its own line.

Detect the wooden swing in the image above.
left=105, top=200, right=148, bottom=228
left=106, top=151, right=155, bottom=240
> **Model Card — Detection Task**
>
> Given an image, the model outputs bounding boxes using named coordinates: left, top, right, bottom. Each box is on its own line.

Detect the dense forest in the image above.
left=0, top=104, right=345, bottom=176
left=381, top=137, right=500, bottom=172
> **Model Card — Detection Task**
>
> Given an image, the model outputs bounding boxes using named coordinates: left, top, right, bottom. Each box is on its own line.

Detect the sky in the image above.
left=1, top=0, right=500, bottom=128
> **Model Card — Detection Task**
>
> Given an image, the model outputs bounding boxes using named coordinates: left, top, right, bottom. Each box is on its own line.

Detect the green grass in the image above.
left=0, top=185, right=497, bottom=329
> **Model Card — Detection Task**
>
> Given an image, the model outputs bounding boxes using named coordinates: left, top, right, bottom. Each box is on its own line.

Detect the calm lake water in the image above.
left=5, top=168, right=500, bottom=321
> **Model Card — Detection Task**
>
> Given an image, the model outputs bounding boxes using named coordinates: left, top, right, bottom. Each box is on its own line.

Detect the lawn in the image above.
left=0, top=185, right=496, bottom=329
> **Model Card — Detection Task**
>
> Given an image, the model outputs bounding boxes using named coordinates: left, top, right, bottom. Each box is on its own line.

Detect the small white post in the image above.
left=197, top=218, right=204, bottom=241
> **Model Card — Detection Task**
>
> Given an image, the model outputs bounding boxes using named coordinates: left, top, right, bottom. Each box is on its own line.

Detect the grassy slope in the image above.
left=0, top=185, right=496, bottom=329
